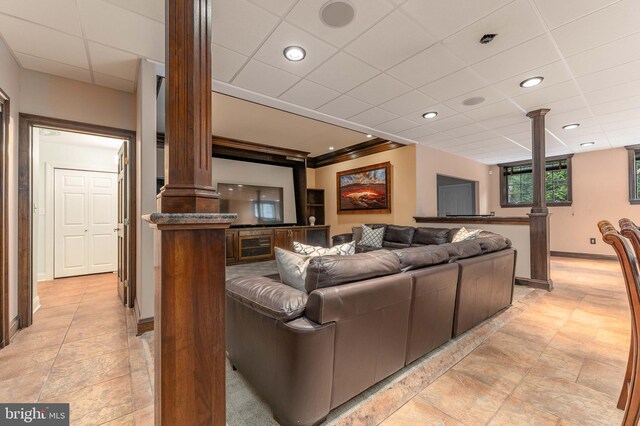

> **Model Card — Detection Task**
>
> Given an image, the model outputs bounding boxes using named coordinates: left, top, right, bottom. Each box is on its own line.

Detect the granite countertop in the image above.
left=143, top=212, right=238, bottom=225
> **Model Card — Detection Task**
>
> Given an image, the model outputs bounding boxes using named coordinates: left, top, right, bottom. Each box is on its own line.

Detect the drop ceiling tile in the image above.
left=599, top=108, right=640, bottom=125
left=590, top=96, right=640, bottom=116
left=317, top=95, right=371, bottom=119
left=212, top=43, right=248, bottom=82
left=211, top=0, right=279, bottom=56
left=584, top=80, right=640, bottom=106
left=512, top=80, right=581, bottom=111
left=444, top=86, right=505, bottom=113
left=492, top=61, right=573, bottom=98
left=15, top=52, right=91, bottom=83
left=444, top=123, right=489, bottom=138
left=387, top=44, right=465, bottom=88
left=285, top=0, right=394, bottom=48
left=442, top=0, right=545, bottom=65
left=424, top=113, right=474, bottom=132
left=306, top=52, right=379, bottom=93
left=349, top=108, right=398, bottom=127
left=405, top=103, right=458, bottom=125
left=345, top=11, right=435, bottom=70
left=478, top=113, right=528, bottom=130
left=0, top=14, right=88, bottom=68
left=416, top=132, right=454, bottom=144
left=565, top=32, right=640, bottom=77
left=103, top=0, right=164, bottom=23
left=0, top=0, right=83, bottom=35
left=248, top=0, right=297, bottom=16
left=577, top=59, right=640, bottom=93
left=551, top=0, right=640, bottom=57
left=376, top=117, right=419, bottom=133
left=378, top=90, right=438, bottom=116
left=533, top=0, right=620, bottom=29
left=77, top=0, right=164, bottom=61
left=253, top=22, right=338, bottom=77
left=88, top=42, right=138, bottom=80
left=472, top=35, right=560, bottom=83
left=400, top=0, right=512, bottom=40
left=347, top=74, right=411, bottom=105
left=279, top=79, right=340, bottom=109
left=93, top=72, right=135, bottom=92
left=419, top=68, right=487, bottom=102
left=464, top=100, right=522, bottom=122
left=233, top=60, right=300, bottom=97
left=493, top=121, right=530, bottom=137
left=542, top=95, right=589, bottom=115
left=397, top=125, right=436, bottom=139
left=544, top=109, right=594, bottom=129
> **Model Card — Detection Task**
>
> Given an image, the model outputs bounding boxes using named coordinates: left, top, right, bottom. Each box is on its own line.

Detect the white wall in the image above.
left=0, top=39, right=21, bottom=324
left=35, top=140, right=119, bottom=282
left=135, top=60, right=157, bottom=320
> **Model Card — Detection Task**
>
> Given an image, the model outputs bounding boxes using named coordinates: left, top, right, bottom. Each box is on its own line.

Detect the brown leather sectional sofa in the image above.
left=226, top=228, right=516, bottom=426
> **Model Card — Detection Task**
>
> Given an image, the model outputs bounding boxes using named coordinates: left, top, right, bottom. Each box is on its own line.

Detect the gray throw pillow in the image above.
left=274, top=248, right=311, bottom=291
left=360, top=224, right=384, bottom=248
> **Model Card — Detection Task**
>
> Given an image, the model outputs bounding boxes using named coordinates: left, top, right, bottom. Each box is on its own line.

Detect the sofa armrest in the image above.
left=332, top=233, right=353, bottom=246
left=305, top=273, right=412, bottom=324
left=226, top=276, right=308, bottom=321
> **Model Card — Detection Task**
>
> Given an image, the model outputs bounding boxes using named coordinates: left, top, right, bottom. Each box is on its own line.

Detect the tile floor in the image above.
left=0, top=257, right=631, bottom=425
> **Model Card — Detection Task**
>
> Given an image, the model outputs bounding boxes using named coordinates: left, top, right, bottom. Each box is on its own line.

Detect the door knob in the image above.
left=113, top=227, right=119, bottom=232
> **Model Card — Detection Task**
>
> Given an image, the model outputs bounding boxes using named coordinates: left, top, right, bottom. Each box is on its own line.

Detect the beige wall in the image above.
left=415, top=144, right=491, bottom=216
left=312, top=145, right=417, bottom=236
left=489, top=147, right=640, bottom=256
left=0, top=39, right=21, bottom=323
left=20, top=70, right=136, bottom=130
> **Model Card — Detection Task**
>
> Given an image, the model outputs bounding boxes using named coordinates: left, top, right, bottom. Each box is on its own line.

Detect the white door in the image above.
left=54, top=169, right=118, bottom=278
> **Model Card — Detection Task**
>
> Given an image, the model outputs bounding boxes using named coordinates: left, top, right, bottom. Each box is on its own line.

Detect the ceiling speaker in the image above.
left=320, top=1, right=355, bottom=28
left=462, top=96, right=486, bottom=106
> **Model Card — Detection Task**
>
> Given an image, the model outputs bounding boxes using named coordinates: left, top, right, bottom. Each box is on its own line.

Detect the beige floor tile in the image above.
left=452, top=348, right=529, bottom=394
left=382, top=397, right=463, bottom=426
left=54, top=330, right=128, bottom=366
left=134, top=405, right=154, bottom=426
left=0, top=345, right=59, bottom=382
left=131, top=370, right=154, bottom=411
left=488, top=396, right=560, bottom=426
left=529, top=346, right=584, bottom=382
left=0, top=371, right=48, bottom=403
left=577, top=359, right=626, bottom=397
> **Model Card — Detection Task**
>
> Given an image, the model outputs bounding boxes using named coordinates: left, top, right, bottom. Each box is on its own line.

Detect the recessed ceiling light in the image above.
left=366, top=134, right=373, bottom=138
left=422, top=111, right=438, bottom=119
left=520, top=76, right=544, bottom=88
left=228, top=188, right=234, bottom=191
left=580, top=141, right=595, bottom=147
left=283, top=46, right=306, bottom=61
left=562, top=123, right=580, bottom=130
left=237, top=184, right=243, bottom=187
left=329, top=146, right=335, bottom=150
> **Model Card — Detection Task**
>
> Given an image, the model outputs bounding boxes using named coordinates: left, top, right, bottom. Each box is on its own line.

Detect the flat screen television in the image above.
left=218, top=183, right=285, bottom=225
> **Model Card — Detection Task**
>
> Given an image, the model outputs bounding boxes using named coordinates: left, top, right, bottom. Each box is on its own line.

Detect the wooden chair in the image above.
left=599, top=220, right=640, bottom=425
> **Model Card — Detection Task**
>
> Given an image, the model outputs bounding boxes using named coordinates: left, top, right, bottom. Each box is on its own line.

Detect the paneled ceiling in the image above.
left=0, top=0, right=639, bottom=164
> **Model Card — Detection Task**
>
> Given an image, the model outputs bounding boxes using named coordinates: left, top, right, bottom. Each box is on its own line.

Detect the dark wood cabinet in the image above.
left=226, top=225, right=330, bottom=264
left=306, top=189, right=325, bottom=226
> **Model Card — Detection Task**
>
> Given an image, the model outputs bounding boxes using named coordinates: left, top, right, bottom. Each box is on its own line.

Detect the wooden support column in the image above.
left=526, top=108, right=553, bottom=291
left=144, top=1, right=236, bottom=425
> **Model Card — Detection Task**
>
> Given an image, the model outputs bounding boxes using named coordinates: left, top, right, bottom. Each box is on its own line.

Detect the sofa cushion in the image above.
left=384, top=225, right=416, bottom=245
left=412, top=227, right=450, bottom=245
left=226, top=275, right=308, bottom=321
left=394, top=246, right=450, bottom=272
left=440, top=240, right=483, bottom=260
left=293, top=241, right=355, bottom=256
left=275, top=248, right=311, bottom=291
left=305, top=249, right=401, bottom=292
left=360, top=224, right=385, bottom=248
left=352, top=224, right=386, bottom=245
left=383, top=241, right=411, bottom=250
left=476, top=235, right=511, bottom=253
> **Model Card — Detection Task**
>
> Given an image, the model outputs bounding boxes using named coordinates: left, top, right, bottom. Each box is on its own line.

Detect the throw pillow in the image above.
left=451, top=227, right=482, bottom=243
left=293, top=241, right=355, bottom=256
left=360, top=224, right=384, bottom=248
left=274, top=248, right=311, bottom=291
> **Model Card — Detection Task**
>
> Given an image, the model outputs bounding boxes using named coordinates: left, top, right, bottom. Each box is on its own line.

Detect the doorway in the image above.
left=18, top=114, right=136, bottom=331
left=437, top=175, right=478, bottom=217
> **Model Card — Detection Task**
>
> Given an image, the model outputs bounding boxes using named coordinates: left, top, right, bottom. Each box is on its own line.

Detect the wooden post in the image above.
left=144, top=1, right=236, bottom=425
left=526, top=109, right=553, bottom=291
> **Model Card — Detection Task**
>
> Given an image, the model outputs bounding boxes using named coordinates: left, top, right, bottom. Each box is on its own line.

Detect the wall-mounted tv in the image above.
left=218, top=183, right=284, bottom=225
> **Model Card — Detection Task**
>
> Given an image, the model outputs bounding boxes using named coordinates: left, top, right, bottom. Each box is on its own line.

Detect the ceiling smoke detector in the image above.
left=479, top=33, right=498, bottom=44
left=463, top=96, right=485, bottom=106
left=320, top=1, right=355, bottom=28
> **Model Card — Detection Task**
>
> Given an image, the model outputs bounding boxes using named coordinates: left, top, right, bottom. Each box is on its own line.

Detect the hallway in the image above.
left=0, top=273, right=153, bottom=425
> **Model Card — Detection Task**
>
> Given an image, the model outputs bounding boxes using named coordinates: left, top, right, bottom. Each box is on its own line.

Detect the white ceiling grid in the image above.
left=0, top=0, right=638, bottom=163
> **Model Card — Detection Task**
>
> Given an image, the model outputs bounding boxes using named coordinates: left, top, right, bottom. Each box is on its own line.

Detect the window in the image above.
left=626, top=145, right=640, bottom=203
left=499, top=155, right=573, bottom=207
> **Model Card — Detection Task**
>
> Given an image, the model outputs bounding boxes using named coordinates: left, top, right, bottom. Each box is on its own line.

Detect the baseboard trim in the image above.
left=515, top=277, right=554, bottom=291
left=32, top=296, right=41, bottom=315
left=551, top=251, right=617, bottom=261
left=9, top=316, right=19, bottom=339
left=133, top=298, right=154, bottom=335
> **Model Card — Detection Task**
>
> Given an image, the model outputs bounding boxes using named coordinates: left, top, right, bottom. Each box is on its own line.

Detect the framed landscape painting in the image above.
left=337, top=161, right=391, bottom=214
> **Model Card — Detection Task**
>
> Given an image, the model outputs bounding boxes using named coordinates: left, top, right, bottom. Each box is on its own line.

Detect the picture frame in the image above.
left=336, top=161, right=391, bottom=215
